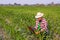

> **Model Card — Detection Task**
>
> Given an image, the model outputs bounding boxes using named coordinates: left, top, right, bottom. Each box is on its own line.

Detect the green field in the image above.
left=0, top=6, right=60, bottom=40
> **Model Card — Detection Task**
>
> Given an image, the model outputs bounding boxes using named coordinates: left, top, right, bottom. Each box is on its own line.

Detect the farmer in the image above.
left=34, top=12, right=48, bottom=35
left=28, top=12, right=49, bottom=40
left=28, top=12, right=49, bottom=34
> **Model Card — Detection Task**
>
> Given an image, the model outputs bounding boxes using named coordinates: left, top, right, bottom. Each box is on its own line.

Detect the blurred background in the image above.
left=0, top=0, right=60, bottom=40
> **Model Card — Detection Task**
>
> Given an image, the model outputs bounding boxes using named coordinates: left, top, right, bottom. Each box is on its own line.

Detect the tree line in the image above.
left=0, top=2, right=60, bottom=6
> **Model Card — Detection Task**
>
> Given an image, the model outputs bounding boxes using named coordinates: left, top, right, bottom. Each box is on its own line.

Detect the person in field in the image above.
left=28, top=12, right=49, bottom=40
left=28, top=12, right=48, bottom=34
left=29, top=12, right=48, bottom=39
left=34, top=12, right=48, bottom=34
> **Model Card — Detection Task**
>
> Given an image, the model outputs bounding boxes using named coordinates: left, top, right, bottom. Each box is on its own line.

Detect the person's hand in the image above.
left=41, top=28, right=45, bottom=32
left=35, top=32, right=39, bottom=35
left=35, top=31, right=40, bottom=35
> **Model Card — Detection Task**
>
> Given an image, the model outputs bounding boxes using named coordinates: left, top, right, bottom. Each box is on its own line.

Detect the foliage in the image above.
left=0, top=6, right=60, bottom=40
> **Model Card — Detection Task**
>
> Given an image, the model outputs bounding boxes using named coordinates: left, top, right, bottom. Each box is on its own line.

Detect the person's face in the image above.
left=37, top=17, right=42, bottom=21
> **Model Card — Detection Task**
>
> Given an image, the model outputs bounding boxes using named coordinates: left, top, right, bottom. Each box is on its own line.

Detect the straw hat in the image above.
left=35, top=12, right=44, bottom=18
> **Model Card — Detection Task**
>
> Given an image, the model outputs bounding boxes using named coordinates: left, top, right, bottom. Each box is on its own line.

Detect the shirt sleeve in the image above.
left=34, top=20, right=39, bottom=29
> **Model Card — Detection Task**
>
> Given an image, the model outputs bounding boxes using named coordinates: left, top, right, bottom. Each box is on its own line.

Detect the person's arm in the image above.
left=34, top=20, right=39, bottom=29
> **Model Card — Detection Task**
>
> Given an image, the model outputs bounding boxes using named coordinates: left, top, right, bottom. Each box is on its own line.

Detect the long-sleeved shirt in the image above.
left=34, top=18, right=48, bottom=31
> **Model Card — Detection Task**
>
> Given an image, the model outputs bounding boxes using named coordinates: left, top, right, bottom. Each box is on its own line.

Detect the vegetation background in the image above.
left=0, top=5, right=60, bottom=40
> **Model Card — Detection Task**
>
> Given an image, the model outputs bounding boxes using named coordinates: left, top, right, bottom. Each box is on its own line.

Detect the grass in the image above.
left=0, top=6, right=60, bottom=40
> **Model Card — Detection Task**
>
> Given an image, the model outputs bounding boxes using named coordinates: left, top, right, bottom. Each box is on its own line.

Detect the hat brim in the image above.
left=35, top=14, right=43, bottom=18
left=35, top=16, right=42, bottom=18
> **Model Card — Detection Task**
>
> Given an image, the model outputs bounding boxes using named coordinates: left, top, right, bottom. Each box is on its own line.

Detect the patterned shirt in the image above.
left=34, top=18, right=48, bottom=31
